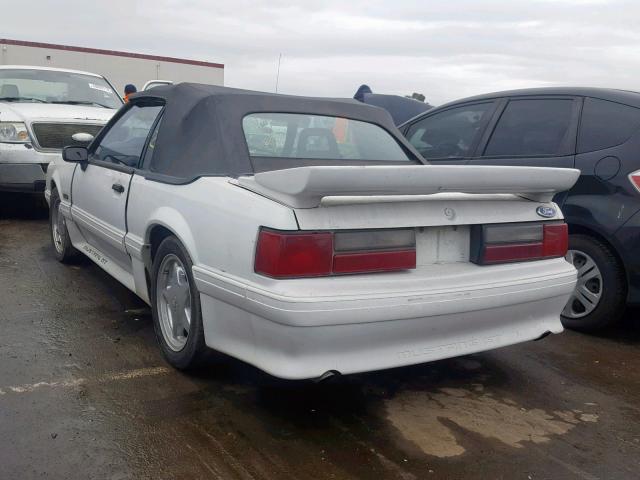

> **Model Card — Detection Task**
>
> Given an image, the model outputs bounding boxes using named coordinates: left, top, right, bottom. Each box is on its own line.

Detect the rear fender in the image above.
left=144, top=207, right=199, bottom=266
left=567, top=221, right=628, bottom=288
left=122, top=209, right=197, bottom=305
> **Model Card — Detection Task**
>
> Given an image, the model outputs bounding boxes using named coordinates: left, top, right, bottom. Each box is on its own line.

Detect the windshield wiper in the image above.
left=51, top=100, right=111, bottom=109
left=0, top=96, right=47, bottom=103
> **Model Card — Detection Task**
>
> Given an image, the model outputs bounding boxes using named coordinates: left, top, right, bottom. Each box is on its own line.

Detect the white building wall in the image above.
left=0, top=41, right=224, bottom=96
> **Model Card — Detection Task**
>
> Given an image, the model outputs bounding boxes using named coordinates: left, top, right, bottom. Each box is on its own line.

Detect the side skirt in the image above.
left=66, top=219, right=137, bottom=294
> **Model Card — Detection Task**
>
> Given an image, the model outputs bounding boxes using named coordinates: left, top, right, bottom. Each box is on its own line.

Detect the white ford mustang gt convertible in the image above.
left=45, top=84, right=579, bottom=380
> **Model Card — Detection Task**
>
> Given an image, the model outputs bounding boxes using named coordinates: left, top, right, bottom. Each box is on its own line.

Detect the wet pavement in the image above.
left=1, top=194, right=639, bottom=480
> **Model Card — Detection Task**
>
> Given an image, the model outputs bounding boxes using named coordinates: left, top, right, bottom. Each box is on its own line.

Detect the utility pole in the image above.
left=275, top=53, right=282, bottom=93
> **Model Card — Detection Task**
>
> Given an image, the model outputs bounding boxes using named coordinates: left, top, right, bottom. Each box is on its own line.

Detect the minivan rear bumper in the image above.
left=193, top=258, right=576, bottom=379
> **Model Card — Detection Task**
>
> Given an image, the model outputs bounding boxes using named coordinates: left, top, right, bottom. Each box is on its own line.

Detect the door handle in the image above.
left=112, top=183, right=125, bottom=194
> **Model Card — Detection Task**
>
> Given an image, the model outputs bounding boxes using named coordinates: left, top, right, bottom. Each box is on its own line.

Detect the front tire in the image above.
left=561, top=234, right=626, bottom=332
left=151, top=236, right=208, bottom=369
left=49, top=188, right=80, bottom=263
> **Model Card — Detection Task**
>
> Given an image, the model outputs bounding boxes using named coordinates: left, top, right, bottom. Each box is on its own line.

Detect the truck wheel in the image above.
left=49, top=188, right=80, bottom=263
left=151, top=235, right=208, bottom=369
left=561, top=234, right=626, bottom=332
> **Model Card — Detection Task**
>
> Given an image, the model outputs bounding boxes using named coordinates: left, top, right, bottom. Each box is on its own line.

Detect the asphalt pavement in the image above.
left=1, top=194, right=639, bottom=480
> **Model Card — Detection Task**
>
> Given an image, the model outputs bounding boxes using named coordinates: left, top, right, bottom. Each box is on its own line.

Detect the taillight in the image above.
left=629, top=170, right=640, bottom=193
left=255, top=228, right=416, bottom=278
left=333, top=250, right=416, bottom=274
left=254, top=231, right=333, bottom=278
left=471, top=222, right=568, bottom=265
left=542, top=224, right=569, bottom=257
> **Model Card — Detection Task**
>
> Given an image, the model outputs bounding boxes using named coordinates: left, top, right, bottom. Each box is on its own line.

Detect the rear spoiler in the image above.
left=237, top=165, right=580, bottom=208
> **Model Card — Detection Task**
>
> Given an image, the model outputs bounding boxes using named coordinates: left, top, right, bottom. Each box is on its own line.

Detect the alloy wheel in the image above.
left=156, top=254, right=192, bottom=351
left=51, top=200, right=66, bottom=255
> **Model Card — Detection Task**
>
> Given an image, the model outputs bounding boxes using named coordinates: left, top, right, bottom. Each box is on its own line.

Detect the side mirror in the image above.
left=62, top=146, right=89, bottom=163
left=71, top=132, right=95, bottom=144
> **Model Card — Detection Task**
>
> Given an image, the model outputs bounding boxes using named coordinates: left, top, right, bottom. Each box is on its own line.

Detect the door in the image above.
left=403, top=102, right=497, bottom=164
left=71, top=103, right=163, bottom=271
left=469, top=97, right=580, bottom=168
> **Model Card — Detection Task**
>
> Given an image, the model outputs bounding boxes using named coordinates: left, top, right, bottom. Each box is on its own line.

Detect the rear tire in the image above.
left=561, top=234, right=626, bottom=332
left=49, top=188, right=80, bottom=263
left=150, top=235, right=208, bottom=370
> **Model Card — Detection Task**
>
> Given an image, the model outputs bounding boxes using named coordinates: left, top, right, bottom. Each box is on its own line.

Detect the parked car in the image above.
left=46, top=83, right=578, bottom=380
left=0, top=65, right=122, bottom=194
left=400, top=87, right=640, bottom=331
left=143, top=80, right=173, bottom=91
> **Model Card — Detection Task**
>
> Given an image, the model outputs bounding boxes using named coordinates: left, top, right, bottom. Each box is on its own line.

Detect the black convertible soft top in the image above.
left=132, top=83, right=423, bottom=180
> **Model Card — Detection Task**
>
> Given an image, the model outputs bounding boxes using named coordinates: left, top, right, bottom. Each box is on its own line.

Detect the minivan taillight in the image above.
left=471, top=222, right=568, bottom=265
left=629, top=170, right=640, bottom=193
left=255, top=228, right=416, bottom=278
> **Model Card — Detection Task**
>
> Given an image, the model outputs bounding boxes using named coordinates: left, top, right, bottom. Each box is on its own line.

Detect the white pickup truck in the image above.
left=0, top=65, right=121, bottom=194
left=46, top=84, right=579, bottom=380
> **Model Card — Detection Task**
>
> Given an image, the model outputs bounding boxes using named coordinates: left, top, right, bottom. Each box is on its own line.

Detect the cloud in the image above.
left=2, top=0, right=638, bottom=104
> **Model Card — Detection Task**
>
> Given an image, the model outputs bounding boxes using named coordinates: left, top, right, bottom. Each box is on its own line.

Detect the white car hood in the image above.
left=0, top=102, right=117, bottom=123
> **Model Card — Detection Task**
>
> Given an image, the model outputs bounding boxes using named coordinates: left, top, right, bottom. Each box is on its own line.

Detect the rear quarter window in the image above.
left=484, top=99, right=574, bottom=157
left=578, top=98, right=640, bottom=153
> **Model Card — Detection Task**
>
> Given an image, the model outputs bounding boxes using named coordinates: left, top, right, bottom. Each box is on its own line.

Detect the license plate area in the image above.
left=416, top=226, right=470, bottom=266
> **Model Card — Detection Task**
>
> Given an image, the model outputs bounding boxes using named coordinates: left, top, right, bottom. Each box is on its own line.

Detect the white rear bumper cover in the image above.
left=193, top=259, right=576, bottom=379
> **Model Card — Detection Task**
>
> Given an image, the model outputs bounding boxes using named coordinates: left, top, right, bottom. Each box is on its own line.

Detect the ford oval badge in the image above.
left=536, top=206, right=556, bottom=218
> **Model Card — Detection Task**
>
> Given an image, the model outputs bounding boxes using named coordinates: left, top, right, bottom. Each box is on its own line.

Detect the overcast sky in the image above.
left=1, top=0, right=638, bottom=105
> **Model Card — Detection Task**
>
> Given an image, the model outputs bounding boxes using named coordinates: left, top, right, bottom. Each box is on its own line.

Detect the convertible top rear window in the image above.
left=136, top=83, right=423, bottom=181
left=242, top=113, right=411, bottom=162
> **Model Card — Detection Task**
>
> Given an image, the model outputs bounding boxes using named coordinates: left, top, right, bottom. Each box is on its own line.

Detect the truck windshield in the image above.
left=242, top=113, right=411, bottom=162
left=0, top=69, right=122, bottom=109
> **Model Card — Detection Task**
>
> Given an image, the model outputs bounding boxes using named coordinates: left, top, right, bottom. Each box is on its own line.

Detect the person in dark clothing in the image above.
left=123, top=84, right=137, bottom=102
left=352, top=84, right=432, bottom=125
left=353, top=84, right=372, bottom=102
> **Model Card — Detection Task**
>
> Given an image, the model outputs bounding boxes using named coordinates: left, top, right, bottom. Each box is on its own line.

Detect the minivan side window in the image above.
left=578, top=98, right=640, bottom=153
left=93, top=104, right=163, bottom=167
left=405, top=103, right=493, bottom=159
left=484, top=99, right=574, bottom=157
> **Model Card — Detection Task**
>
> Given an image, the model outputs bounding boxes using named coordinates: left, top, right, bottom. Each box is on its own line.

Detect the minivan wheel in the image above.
left=150, top=235, right=208, bottom=369
left=561, top=234, right=626, bottom=332
left=49, top=189, right=80, bottom=263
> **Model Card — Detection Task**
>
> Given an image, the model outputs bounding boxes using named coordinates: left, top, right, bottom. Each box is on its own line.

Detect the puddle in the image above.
left=385, top=387, right=596, bottom=458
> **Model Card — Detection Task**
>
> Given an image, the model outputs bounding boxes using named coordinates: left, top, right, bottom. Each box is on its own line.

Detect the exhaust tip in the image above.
left=315, top=370, right=341, bottom=383
left=534, top=330, right=552, bottom=341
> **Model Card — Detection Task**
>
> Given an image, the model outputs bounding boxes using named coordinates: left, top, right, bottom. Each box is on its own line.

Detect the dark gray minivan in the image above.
left=400, top=87, right=640, bottom=331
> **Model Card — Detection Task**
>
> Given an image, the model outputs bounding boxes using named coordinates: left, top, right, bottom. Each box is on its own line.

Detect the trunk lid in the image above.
left=237, top=165, right=580, bottom=209
left=239, top=165, right=579, bottom=272
left=237, top=164, right=579, bottom=230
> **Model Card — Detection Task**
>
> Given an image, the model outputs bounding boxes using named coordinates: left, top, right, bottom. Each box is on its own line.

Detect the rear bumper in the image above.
left=193, top=259, right=576, bottom=379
